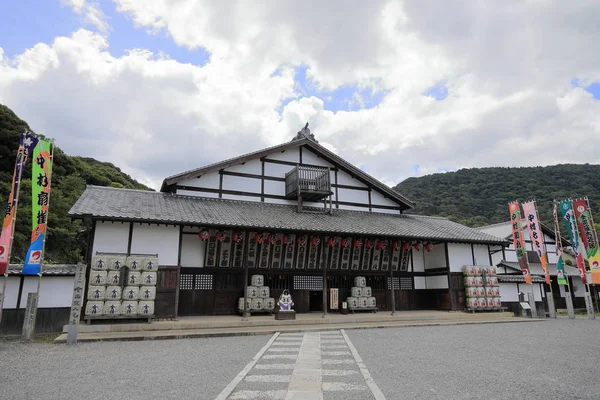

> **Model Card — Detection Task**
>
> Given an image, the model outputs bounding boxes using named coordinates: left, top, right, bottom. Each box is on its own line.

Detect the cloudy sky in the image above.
left=1, top=0, right=599, bottom=190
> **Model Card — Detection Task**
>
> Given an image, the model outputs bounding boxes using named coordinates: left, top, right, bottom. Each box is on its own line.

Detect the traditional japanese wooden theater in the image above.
left=69, top=125, right=506, bottom=318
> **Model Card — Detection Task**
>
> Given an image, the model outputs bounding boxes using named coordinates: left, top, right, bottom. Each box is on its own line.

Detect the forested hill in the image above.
left=394, top=165, right=600, bottom=229
left=0, top=104, right=151, bottom=264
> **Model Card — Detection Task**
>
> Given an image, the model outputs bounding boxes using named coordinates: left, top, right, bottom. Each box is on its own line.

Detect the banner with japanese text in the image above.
left=553, top=203, right=568, bottom=285
left=0, top=133, right=38, bottom=274
left=573, top=199, right=600, bottom=284
left=558, top=200, right=587, bottom=284
left=522, top=201, right=550, bottom=284
left=509, top=201, right=531, bottom=284
left=23, top=139, right=52, bottom=275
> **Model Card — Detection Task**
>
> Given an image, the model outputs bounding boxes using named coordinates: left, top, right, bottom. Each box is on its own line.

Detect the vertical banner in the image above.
left=295, top=235, right=307, bottom=269
left=339, top=238, right=351, bottom=270
left=573, top=199, right=600, bottom=284
left=553, top=203, right=568, bottom=285
left=271, top=234, right=283, bottom=269
left=282, top=234, right=296, bottom=269
left=307, top=236, right=320, bottom=269
left=23, top=139, right=52, bottom=275
left=217, top=230, right=232, bottom=268
left=329, top=237, right=341, bottom=270
left=521, top=201, right=550, bottom=284
left=231, top=232, right=245, bottom=268
left=0, top=133, right=38, bottom=274
left=509, top=202, right=531, bottom=284
left=205, top=229, right=217, bottom=267
left=258, top=233, right=271, bottom=269
left=559, top=200, right=587, bottom=284
left=246, top=232, right=258, bottom=268
left=351, top=238, right=362, bottom=270
left=390, top=241, right=401, bottom=271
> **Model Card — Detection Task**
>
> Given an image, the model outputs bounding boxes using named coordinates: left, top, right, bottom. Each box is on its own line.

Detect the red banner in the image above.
left=509, top=202, right=531, bottom=284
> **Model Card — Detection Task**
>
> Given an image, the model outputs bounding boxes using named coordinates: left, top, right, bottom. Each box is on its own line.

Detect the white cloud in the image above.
left=62, top=0, right=109, bottom=33
left=0, top=0, right=599, bottom=191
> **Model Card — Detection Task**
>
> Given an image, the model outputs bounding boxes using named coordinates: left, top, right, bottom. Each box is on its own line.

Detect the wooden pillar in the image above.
left=322, top=264, right=328, bottom=317
left=444, top=242, right=457, bottom=311
left=389, top=250, right=396, bottom=315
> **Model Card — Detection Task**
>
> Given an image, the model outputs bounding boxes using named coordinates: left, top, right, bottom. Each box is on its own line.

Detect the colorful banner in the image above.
left=558, top=200, right=587, bottom=284
left=23, top=140, right=52, bottom=275
left=553, top=203, right=568, bottom=285
left=0, top=133, right=38, bottom=274
left=509, top=202, right=531, bottom=284
left=573, top=198, right=600, bottom=284
left=522, top=201, right=550, bottom=284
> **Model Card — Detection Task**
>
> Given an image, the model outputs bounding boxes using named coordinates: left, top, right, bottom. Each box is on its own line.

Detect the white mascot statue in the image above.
left=278, top=289, right=294, bottom=311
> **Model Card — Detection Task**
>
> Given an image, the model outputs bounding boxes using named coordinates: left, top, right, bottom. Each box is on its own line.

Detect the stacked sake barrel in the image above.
left=85, top=254, right=159, bottom=318
left=464, top=266, right=501, bottom=310
left=346, top=276, right=376, bottom=310
left=238, top=274, right=276, bottom=314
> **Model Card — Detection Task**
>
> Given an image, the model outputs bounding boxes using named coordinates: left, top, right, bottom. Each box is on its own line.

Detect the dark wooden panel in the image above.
left=373, top=290, right=387, bottom=310
left=395, top=290, right=415, bottom=310
left=414, top=291, right=438, bottom=309
left=0, top=308, right=70, bottom=335
left=178, top=290, right=213, bottom=316
left=214, top=291, right=241, bottom=315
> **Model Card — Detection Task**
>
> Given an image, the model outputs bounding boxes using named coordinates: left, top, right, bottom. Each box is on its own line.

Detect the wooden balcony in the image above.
left=285, top=166, right=332, bottom=201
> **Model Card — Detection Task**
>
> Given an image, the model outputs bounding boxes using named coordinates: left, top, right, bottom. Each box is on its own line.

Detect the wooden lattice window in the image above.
left=293, top=275, right=323, bottom=290
left=195, top=274, right=213, bottom=290
left=400, top=277, right=413, bottom=290
left=180, top=274, right=193, bottom=290
left=387, top=277, right=400, bottom=290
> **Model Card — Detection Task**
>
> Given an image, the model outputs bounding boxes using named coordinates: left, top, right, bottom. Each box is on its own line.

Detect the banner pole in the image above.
left=35, top=140, right=55, bottom=295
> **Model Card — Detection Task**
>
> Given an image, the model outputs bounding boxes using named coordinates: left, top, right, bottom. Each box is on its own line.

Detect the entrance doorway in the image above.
left=309, top=291, right=323, bottom=312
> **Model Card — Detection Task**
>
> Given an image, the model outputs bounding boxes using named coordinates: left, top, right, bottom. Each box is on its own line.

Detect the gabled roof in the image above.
left=69, top=186, right=506, bottom=244
left=477, top=220, right=570, bottom=247
left=497, top=260, right=581, bottom=277
left=160, top=137, right=415, bottom=210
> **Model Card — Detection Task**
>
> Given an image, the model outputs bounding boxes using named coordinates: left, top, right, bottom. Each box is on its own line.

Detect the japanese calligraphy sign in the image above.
left=218, top=230, right=232, bottom=268
left=399, top=247, right=411, bottom=272
left=509, top=202, right=531, bottom=284
left=246, top=232, right=258, bottom=268
left=283, top=234, right=296, bottom=269
left=23, top=139, right=52, bottom=275
left=258, top=233, right=271, bottom=268
left=232, top=232, right=245, bottom=268
left=390, top=241, right=401, bottom=271
left=553, top=203, right=568, bottom=285
left=271, top=234, right=283, bottom=269
left=339, top=237, right=352, bottom=270
left=0, top=133, right=38, bottom=274
left=559, top=200, right=587, bottom=284
left=295, top=235, right=307, bottom=269
left=67, top=264, right=86, bottom=344
left=522, top=201, right=550, bottom=284
left=205, top=230, right=217, bottom=267
left=307, top=237, right=320, bottom=269
left=573, top=199, right=600, bottom=284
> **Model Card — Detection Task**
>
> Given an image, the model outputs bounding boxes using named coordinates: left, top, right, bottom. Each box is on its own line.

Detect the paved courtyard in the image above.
left=1, top=319, right=599, bottom=399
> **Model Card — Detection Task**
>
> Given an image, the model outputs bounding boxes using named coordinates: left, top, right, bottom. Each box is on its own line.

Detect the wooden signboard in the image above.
left=258, top=233, right=271, bottom=269
left=351, top=239, right=362, bottom=270
left=319, top=237, right=331, bottom=270
left=232, top=232, right=245, bottom=268
left=296, top=235, right=308, bottom=269
left=361, top=241, right=373, bottom=271
left=391, top=243, right=401, bottom=271
left=330, top=288, right=339, bottom=310
left=371, top=245, right=381, bottom=271
left=399, top=248, right=411, bottom=272
left=283, top=234, right=296, bottom=269
left=340, top=238, right=352, bottom=270
left=271, top=234, right=283, bottom=269
left=67, top=264, right=86, bottom=344
left=329, top=237, right=341, bottom=270
left=246, top=232, right=258, bottom=268
left=205, top=230, right=217, bottom=267
left=218, top=230, right=232, bottom=268
left=307, top=238, right=320, bottom=269
left=380, top=242, right=390, bottom=271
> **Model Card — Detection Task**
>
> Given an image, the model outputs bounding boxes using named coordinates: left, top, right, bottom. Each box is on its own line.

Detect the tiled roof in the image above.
left=69, top=186, right=507, bottom=244
left=7, top=264, right=79, bottom=276
left=498, top=261, right=581, bottom=277
left=497, top=274, right=546, bottom=283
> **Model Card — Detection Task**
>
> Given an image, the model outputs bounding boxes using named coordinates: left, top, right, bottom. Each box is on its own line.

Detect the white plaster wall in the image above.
left=473, top=244, right=491, bottom=266
left=423, top=244, right=446, bottom=270
left=499, top=282, right=519, bottom=302
left=222, top=194, right=261, bottom=202
left=222, top=175, right=261, bottom=193
left=130, top=223, right=179, bottom=265
left=177, top=189, right=219, bottom=198
left=268, top=148, right=300, bottom=163
left=504, top=248, right=518, bottom=262
left=19, top=276, right=74, bottom=308
left=301, top=148, right=334, bottom=168
left=447, top=243, right=473, bottom=272
left=369, top=190, right=398, bottom=208
left=371, top=208, right=400, bottom=214
left=478, top=223, right=511, bottom=238
left=226, top=158, right=262, bottom=174
left=181, top=234, right=205, bottom=267
left=425, top=275, right=448, bottom=289
left=1, top=276, right=21, bottom=308
left=337, top=188, right=369, bottom=205
left=179, top=173, right=220, bottom=189
left=414, top=276, right=426, bottom=289
left=265, top=162, right=294, bottom=177
left=337, top=204, right=369, bottom=212
left=264, top=180, right=285, bottom=196
left=336, top=170, right=366, bottom=187
left=412, top=249, right=425, bottom=272
left=92, top=221, right=130, bottom=255
left=265, top=198, right=297, bottom=206
left=571, top=276, right=586, bottom=297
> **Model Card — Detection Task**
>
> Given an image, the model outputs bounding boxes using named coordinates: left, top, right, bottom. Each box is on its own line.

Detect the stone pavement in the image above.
left=217, top=330, right=385, bottom=400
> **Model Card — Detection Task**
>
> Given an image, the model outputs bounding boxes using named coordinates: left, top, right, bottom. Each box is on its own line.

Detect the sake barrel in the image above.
left=473, top=276, right=484, bottom=287
left=91, top=255, right=109, bottom=271
left=351, top=287, right=363, bottom=297
left=472, top=266, right=482, bottom=276
left=486, top=267, right=497, bottom=276
left=367, top=297, right=376, bottom=308
left=462, top=266, right=473, bottom=276
left=476, top=298, right=486, bottom=308
left=263, top=298, right=275, bottom=311
left=125, top=255, right=144, bottom=271
left=247, top=286, right=258, bottom=298
left=87, top=286, right=105, bottom=301
left=121, top=301, right=138, bottom=315
left=466, top=297, right=478, bottom=309
left=485, top=287, right=494, bottom=297
left=103, top=301, right=121, bottom=316
left=126, top=271, right=141, bottom=286
left=476, top=287, right=486, bottom=297
left=138, top=286, right=156, bottom=301
left=122, top=286, right=139, bottom=301
left=105, top=286, right=122, bottom=301
left=251, top=274, right=264, bottom=287
left=347, top=297, right=359, bottom=309
left=108, top=256, right=126, bottom=271
left=464, top=276, right=475, bottom=287
left=354, top=276, right=366, bottom=287
left=85, top=301, right=104, bottom=316
left=138, top=301, right=154, bottom=315
left=89, top=271, right=107, bottom=286
left=251, top=298, right=264, bottom=310
left=141, top=256, right=158, bottom=271
left=486, top=276, right=499, bottom=287
left=359, top=297, right=369, bottom=308
left=140, top=271, right=157, bottom=286
left=106, top=271, right=121, bottom=286
left=238, top=297, right=252, bottom=311
left=486, top=297, right=495, bottom=308
left=362, top=287, right=372, bottom=297
left=493, top=298, right=502, bottom=308
left=492, top=287, right=500, bottom=297
left=257, top=286, right=270, bottom=298
left=466, top=287, right=478, bottom=297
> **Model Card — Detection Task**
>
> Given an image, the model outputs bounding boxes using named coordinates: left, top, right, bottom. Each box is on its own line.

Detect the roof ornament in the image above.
left=292, top=122, right=318, bottom=143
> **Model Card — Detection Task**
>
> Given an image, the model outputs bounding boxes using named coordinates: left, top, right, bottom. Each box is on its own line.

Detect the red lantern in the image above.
left=424, top=243, right=433, bottom=252
left=199, top=229, right=210, bottom=241
left=353, top=239, right=363, bottom=248
left=327, top=237, right=337, bottom=247
left=254, top=233, right=264, bottom=243
left=268, top=234, right=277, bottom=244
left=365, top=239, right=373, bottom=249
left=216, top=231, right=227, bottom=242
left=414, top=242, right=422, bottom=251
left=402, top=242, right=410, bottom=250
left=340, top=238, right=350, bottom=248
left=311, top=236, right=321, bottom=246
left=377, top=240, right=387, bottom=250
left=283, top=235, right=293, bottom=245
left=297, top=235, right=307, bottom=246
left=233, top=232, right=243, bottom=243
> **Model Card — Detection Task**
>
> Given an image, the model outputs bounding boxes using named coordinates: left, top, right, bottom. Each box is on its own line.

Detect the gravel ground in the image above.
left=348, top=320, right=600, bottom=400
left=0, top=335, right=268, bottom=400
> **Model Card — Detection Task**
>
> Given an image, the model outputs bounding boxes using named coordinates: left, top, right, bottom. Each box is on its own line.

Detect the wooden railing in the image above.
left=285, top=166, right=331, bottom=199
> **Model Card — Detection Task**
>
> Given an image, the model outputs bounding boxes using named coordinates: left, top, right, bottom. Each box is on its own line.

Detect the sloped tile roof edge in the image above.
left=7, top=264, right=80, bottom=276
left=69, top=186, right=507, bottom=244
